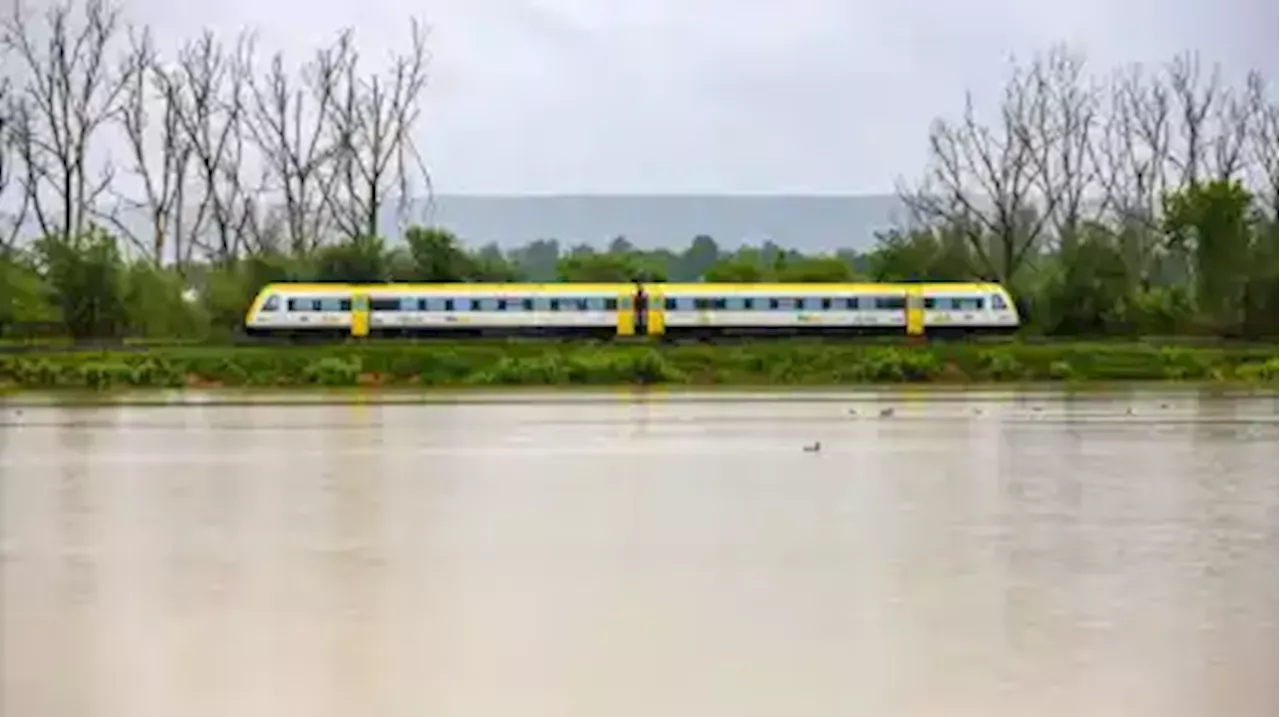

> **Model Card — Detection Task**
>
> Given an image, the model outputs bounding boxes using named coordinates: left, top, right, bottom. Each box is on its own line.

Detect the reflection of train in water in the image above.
left=242, top=281, right=1021, bottom=339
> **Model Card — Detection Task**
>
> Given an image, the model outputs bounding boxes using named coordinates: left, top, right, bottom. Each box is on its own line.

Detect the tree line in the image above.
left=0, top=0, right=1274, bottom=341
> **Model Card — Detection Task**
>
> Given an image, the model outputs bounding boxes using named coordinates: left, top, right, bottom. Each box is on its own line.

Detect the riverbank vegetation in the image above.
left=1, top=342, right=1275, bottom=391
left=0, top=0, right=1275, bottom=346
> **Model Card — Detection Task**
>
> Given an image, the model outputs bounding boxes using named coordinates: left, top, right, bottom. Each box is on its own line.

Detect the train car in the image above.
left=242, top=281, right=1020, bottom=340
left=642, top=281, right=1019, bottom=338
left=242, top=282, right=643, bottom=339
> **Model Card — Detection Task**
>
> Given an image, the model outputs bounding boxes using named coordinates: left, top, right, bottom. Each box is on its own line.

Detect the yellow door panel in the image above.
left=646, top=287, right=665, bottom=336
left=617, top=291, right=635, bottom=336
left=905, top=287, right=924, bottom=336
left=351, top=293, right=370, bottom=338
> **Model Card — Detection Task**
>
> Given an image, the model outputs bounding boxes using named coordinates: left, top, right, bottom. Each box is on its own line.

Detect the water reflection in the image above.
left=1, top=388, right=1276, bottom=717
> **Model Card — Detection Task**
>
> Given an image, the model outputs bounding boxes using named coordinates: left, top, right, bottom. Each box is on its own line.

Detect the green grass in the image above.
left=1, top=340, right=1276, bottom=391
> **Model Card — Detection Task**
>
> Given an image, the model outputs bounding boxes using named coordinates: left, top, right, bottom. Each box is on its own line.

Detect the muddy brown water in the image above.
left=1, top=388, right=1276, bottom=717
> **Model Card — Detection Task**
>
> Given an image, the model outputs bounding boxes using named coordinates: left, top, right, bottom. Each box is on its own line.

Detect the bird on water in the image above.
left=803, top=441, right=821, bottom=453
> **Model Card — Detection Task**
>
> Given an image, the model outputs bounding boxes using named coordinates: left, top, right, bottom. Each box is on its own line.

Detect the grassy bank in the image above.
left=0, top=340, right=1276, bottom=392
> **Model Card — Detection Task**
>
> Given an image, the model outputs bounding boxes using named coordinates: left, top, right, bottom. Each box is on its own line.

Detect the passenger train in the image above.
left=242, top=281, right=1021, bottom=340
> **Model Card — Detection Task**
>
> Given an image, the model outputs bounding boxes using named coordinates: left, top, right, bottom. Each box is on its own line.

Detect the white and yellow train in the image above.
left=242, top=281, right=1021, bottom=339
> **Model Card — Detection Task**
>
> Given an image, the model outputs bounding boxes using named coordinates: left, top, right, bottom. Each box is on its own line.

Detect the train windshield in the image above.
left=261, top=295, right=280, bottom=312
left=991, top=294, right=1008, bottom=310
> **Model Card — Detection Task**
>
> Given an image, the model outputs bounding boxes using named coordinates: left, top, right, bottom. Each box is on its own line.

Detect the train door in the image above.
left=617, top=290, right=636, bottom=336
left=350, top=292, right=370, bottom=338
left=905, top=287, right=924, bottom=336
left=645, top=285, right=665, bottom=336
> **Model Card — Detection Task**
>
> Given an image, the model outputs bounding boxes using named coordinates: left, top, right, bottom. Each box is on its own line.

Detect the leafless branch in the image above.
left=244, top=34, right=349, bottom=253
left=320, top=19, right=431, bottom=243
left=106, top=25, right=191, bottom=264
left=1, top=0, right=126, bottom=240
left=900, top=57, right=1057, bottom=282
left=168, top=29, right=256, bottom=263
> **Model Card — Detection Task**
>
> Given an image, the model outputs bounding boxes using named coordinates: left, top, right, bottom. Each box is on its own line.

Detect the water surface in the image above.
left=1, top=388, right=1276, bottom=717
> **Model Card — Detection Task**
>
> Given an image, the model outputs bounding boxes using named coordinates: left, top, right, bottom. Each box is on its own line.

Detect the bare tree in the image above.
left=1019, top=45, right=1106, bottom=241
left=1, top=0, right=125, bottom=240
left=106, top=26, right=191, bottom=264
left=1165, top=52, right=1219, bottom=188
left=899, top=60, right=1057, bottom=282
left=1205, top=82, right=1251, bottom=182
left=167, top=30, right=256, bottom=263
left=321, top=20, right=431, bottom=243
left=1244, top=72, right=1278, bottom=216
left=244, top=36, right=349, bottom=254
left=0, top=76, right=32, bottom=249
left=1106, top=65, right=1173, bottom=225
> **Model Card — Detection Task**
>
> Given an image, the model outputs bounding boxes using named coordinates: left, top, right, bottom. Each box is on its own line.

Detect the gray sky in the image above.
left=128, top=0, right=1278, bottom=194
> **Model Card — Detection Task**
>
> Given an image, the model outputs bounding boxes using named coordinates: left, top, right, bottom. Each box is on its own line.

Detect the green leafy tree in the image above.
left=34, top=229, right=127, bottom=339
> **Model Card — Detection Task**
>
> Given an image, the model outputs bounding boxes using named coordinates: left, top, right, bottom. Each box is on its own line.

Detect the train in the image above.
left=241, top=281, right=1021, bottom=340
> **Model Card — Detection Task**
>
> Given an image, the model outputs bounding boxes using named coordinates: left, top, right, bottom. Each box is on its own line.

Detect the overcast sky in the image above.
left=125, top=0, right=1276, bottom=194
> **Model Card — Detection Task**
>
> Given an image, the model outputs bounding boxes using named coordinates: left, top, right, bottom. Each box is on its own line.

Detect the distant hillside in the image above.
left=10, top=193, right=909, bottom=255
left=416, top=195, right=907, bottom=252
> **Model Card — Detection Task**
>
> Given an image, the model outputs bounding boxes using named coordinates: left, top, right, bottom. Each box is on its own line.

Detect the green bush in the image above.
left=0, top=340, right=1275, bottom=391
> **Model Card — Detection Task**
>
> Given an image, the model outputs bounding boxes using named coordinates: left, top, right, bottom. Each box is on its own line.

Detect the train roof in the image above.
left=258, top=282, right=632, bottom=294
left=256, top=280, right=1009, bottom=294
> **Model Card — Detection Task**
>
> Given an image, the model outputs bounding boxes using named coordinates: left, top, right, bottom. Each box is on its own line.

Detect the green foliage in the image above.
left=1162, top=180, right=1256, bottom=335
left=33, top=229, right=127, bottom=339
left=3, top=341, right=1273, bottom=392
left=314, top=235, right=390, bottom=282
left=122, top=262, right=208, bottom=339
left=404, top=226, right=474, bottom=281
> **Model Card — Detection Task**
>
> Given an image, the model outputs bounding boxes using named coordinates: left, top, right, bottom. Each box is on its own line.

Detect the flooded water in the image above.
left=0, top=388, right=1276, bottom=717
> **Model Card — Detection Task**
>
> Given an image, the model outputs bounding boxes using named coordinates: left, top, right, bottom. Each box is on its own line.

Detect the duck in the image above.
left=803, top=441, right=822, bottom=453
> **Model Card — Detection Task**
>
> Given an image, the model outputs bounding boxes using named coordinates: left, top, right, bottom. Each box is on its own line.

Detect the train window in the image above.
left=693, top=298, right=711, bottom=310
left=875, top=297, right=906, bottom=310
left=532, top=297, right=551, bottom=311
left=744, top=298, right=759, bottom=310
left=550, top=299, right=562, bottom=311
left=604, top=298, right=619, bottom=311
left=453, top=298, right=471, bottom=311
left=953, top=297, right=984, bottom=311
left=317, top=298, right=344, bottom=312
left=711, top=298, right=727, bottom=310
left=398, top=298, right=417, bottom=311
left=844, top=297, right=862, bottom=310
left=776, top=298, right=797, bottom=310
left=424, top=298, right=447, bottom=311
left=286, top=298, right=306, bottom=311
left=519, top=299, right=533, bottom=311
left=725, top=297, right=744, bottom=311
left=371, top=298, right=401, bottom=312
left=990, top=294, right=1008, bottom=310
left=923, top=298, right=938, bottom=309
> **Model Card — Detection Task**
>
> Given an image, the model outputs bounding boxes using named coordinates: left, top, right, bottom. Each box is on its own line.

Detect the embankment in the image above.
left=1, top=340, right=1276, bottom=391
